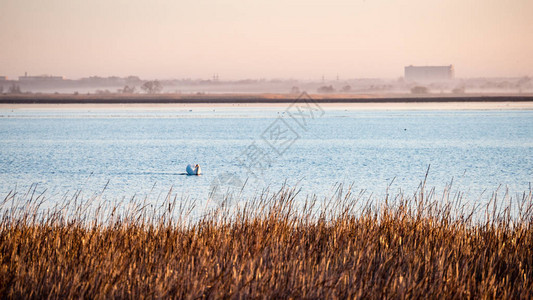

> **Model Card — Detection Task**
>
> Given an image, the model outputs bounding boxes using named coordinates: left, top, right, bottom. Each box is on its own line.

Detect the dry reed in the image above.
left=1, top=182, right=532, bottom=299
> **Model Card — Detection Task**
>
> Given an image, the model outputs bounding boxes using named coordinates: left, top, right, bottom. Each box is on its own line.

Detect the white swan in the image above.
left=186, top=164, right=202, bottom=175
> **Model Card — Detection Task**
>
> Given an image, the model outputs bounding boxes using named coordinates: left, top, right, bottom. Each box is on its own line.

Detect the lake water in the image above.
left=1, top=106, right=532, bottom=209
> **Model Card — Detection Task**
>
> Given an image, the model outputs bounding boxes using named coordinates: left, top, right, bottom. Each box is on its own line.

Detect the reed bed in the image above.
left=1, top=182, right=532, bottom=299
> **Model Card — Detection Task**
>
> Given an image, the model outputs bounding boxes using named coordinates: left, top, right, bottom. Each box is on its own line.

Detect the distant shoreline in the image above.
left=2, top=94, right=533, bottom=111
left=1, top=93, right=533, bottom=104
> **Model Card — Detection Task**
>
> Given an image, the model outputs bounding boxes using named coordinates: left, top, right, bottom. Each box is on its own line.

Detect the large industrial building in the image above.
left=404, top=65, right=454, bottom=81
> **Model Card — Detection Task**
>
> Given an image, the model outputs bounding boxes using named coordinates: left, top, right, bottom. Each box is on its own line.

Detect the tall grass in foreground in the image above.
left=1, top=183, right=532, bottom=299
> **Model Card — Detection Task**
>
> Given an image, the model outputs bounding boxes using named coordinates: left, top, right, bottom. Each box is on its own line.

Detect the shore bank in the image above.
left=1, top=93, right=533, bottom=103
left=2, top=93, right=533, bottom=110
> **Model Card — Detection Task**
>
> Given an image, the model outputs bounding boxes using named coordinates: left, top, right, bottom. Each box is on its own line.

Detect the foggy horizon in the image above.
left=1, top=0, right=532, bottom=80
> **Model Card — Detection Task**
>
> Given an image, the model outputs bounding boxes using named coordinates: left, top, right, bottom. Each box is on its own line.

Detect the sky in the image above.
left=1, top=0, right=532, bottom=80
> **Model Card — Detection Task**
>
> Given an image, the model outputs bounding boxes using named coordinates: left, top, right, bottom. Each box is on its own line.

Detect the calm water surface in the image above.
left=1, top=107, right=532, bottom=207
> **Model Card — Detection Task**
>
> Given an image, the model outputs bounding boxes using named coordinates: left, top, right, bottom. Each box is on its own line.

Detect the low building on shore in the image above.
left=18, top=73, right=64, bottom=83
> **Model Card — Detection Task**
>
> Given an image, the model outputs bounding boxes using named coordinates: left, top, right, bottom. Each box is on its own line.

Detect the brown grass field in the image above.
left=1, top=182, right=532, bottom=298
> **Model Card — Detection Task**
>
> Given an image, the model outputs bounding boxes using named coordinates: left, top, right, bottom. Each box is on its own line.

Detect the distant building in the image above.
left=0, top=76, right=7, bottom=81
left=404, top=65, right=454, bottom=81
left=18, top=72, right=64, bottom=82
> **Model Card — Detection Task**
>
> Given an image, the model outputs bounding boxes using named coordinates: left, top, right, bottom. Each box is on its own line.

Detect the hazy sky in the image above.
left=1, top=0, right=532, bottom=80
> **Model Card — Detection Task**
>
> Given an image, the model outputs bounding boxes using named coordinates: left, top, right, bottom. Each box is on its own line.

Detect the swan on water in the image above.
left=186, top=164, right=202, bottom=175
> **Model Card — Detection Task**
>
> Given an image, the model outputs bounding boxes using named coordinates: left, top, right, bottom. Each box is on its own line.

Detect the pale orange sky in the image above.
left=1, top=0, right=532, bottom=80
